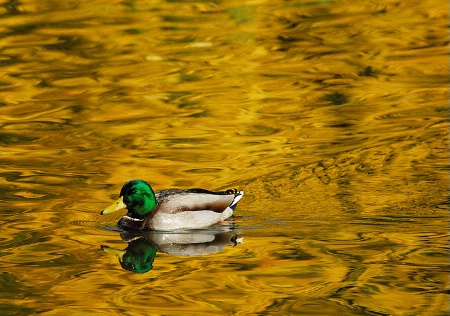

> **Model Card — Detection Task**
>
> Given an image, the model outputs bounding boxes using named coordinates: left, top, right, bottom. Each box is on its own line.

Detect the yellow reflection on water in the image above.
left=0, top=0, right=448, bottom=315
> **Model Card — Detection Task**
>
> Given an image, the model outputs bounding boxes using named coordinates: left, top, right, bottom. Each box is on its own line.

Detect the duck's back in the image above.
left=154, top=189, right=239, bottom=215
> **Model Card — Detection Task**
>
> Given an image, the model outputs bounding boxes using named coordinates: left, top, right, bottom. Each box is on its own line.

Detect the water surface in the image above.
left=0, top=0, right=448, bottom=315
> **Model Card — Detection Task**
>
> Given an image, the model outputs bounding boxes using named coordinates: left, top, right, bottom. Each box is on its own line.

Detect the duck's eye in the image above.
left=128, top=189, right=137, bottom=195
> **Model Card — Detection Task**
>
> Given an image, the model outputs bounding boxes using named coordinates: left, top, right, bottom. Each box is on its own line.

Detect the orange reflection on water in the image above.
left=0, top=0, right=448, bottom=315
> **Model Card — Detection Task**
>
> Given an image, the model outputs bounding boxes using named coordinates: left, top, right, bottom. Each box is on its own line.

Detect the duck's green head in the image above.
left=101, top=180, right=157, bottom=219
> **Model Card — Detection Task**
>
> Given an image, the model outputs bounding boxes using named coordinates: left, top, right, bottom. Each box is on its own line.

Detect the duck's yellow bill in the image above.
left=100, top=196, right=127, bottom=215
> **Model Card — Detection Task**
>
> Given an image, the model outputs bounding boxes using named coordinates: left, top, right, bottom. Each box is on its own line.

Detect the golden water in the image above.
left=0, top=0, right=448, bottom=315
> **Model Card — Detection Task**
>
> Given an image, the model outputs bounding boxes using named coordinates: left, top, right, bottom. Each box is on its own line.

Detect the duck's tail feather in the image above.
left=229, top=191, right=244, bottom=210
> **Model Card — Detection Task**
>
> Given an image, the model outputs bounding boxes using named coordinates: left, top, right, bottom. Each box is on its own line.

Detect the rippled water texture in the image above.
left=0, top=0, right=448, bottom=315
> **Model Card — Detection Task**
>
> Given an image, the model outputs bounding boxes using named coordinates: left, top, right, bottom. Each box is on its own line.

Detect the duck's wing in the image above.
left=184, top=188, right=244, bottom=210
left=154, top=189, right=243, bottom=215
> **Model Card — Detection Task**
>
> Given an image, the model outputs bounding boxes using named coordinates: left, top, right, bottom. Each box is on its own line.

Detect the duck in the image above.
left=100, top=179, right=244, bottom=231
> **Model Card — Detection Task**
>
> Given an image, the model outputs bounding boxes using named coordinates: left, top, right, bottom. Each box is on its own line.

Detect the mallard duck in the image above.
left=100, top=179, right=244, bottom=231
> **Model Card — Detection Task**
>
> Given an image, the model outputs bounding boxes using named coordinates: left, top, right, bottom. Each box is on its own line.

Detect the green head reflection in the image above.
left=102, top=238, right=156, bottom=274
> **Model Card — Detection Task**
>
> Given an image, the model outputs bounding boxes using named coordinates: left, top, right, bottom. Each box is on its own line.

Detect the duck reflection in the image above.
left=101, top=230, right=243, bottom=273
